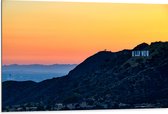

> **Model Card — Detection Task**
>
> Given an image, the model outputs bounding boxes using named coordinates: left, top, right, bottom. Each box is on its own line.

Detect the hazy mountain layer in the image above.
left=2, top=64, right=77, bottom=82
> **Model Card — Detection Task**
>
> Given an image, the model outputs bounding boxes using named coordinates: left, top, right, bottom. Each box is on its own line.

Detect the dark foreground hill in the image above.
left=2, top=41, right=168, bottom=111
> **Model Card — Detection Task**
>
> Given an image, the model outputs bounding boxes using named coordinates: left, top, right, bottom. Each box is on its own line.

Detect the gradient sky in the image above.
left=2, top=0, right=168, bottom=64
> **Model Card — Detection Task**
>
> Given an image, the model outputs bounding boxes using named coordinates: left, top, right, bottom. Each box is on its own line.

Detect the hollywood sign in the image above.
left=132, top=50, right=149, bottom=57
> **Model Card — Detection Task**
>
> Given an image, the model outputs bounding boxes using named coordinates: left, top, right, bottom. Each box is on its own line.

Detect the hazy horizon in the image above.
left=2, top=63, right=78, bottom=66
left=2, top=63, right=77, bottom=82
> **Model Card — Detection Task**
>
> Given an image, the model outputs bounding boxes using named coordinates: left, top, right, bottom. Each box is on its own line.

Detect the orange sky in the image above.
left=2, top=1, right=168, bottom=64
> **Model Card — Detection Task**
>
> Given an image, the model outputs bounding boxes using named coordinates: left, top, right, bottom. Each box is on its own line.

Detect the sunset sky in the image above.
left=2, top=0, right=168, bottom=64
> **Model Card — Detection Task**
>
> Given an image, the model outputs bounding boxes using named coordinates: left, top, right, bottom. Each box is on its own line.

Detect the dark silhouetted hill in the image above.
left=2, top=41, right=168, bottom=111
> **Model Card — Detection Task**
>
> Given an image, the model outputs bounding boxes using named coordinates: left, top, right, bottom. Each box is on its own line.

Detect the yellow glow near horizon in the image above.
left=2, top=1, right=168, bottom=64
left=5, top=0, right=168, bottom=4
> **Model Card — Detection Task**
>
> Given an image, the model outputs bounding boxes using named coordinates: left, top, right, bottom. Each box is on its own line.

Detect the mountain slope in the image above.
left=2, top=41, right=168, bottom=111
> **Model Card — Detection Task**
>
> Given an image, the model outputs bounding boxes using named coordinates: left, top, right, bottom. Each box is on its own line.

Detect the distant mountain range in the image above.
left=3, top=64, right=77, bottom=67
left=2, top=41, right=168, bottom=111
left=2, top=64, right=77, bottom=82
